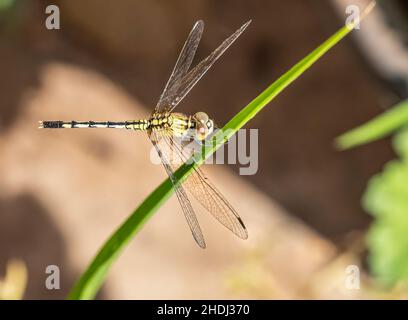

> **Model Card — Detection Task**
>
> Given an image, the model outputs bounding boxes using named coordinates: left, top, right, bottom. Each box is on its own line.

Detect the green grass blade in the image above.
left=68, top=9, right=371, bottom=299
left=336, top=99, right=408, bottom=150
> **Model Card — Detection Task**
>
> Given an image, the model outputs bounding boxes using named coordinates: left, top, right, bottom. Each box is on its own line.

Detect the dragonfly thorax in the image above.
left=150, top=111, right=213, bottom=141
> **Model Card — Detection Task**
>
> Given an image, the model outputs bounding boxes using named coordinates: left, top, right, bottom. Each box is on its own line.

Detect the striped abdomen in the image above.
left=40, top=119, right=151, bottom=130
left=39, top=113, right=193, bottom=134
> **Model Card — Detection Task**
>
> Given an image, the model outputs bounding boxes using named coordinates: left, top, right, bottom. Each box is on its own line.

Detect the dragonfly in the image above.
left=39, top=20, right=251, bottom=248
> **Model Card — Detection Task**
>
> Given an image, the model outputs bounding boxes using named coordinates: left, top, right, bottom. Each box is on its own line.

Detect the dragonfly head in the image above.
left=193, top=112, right=214, bottom=141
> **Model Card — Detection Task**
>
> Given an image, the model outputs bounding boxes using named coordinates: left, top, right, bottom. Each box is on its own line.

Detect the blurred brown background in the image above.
left=0, top=0, right=405, bottom=299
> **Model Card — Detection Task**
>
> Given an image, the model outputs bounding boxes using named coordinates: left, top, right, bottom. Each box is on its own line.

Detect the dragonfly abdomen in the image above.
left=39, top=115, right=193, bottom=135
left=39, top=120, right=151, bottom=130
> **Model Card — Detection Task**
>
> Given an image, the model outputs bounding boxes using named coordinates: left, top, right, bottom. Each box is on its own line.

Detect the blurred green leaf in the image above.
left=364, top=126, right=408, bottom=285
left=0, top=0, right=15, bottom=11
left=394, top=127, right=408, bottom=158
left=336, top=99, right=408, bottom=150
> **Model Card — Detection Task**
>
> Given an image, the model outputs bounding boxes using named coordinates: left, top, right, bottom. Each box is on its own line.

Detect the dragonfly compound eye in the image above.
left=194, top=112, right=213, bottom=140
left=193, top=112, right=209, bottom=123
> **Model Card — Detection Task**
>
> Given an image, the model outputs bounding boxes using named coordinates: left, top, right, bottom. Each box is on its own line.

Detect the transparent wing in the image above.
left=166, top=20, right=251, bottom=113
left=154, top=20, right=204, bottom=114
left=149, top=130, right=206, bottom=248
left=162, top=133, right=248, bottom=240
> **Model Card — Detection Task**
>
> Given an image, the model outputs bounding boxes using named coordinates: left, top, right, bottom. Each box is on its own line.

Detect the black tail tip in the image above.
left=39, top=121, right=63, bottom=129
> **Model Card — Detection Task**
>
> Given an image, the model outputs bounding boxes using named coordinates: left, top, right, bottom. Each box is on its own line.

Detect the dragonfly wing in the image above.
left=163, top=134, right=248, bottom=239
left=154, top=20, right=204, bottom=114
left=167, top=20, right=251, bottom=113
left=149, top=130, right=206, bottom=248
